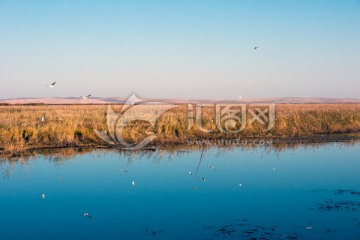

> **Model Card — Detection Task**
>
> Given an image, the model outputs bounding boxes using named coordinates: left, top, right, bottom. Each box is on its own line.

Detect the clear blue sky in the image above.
left=0, top=0, right=359, bottom=99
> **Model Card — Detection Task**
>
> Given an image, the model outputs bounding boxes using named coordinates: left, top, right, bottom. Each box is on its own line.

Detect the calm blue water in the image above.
left=1, top=143, right=360, bottom=239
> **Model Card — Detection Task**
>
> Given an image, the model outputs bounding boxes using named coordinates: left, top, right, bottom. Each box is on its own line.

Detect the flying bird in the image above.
left=47, top=82, right=56, bottom=88
left=254, top=46, right=261, bottom=50
left=81, top=94, right=91, bottom=99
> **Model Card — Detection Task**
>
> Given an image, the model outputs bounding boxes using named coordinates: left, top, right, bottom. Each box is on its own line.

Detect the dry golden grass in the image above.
left=0, top=104, right=360, bottom=153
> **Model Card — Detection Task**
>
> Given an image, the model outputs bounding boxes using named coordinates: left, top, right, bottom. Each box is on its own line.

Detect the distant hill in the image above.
left=0, top=97, right=360, bottom=105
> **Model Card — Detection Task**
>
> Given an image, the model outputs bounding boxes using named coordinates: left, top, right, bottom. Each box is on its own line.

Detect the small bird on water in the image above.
left=41, top=194, right=45, bottom=199
left=83, top=212, right=92, bottom=219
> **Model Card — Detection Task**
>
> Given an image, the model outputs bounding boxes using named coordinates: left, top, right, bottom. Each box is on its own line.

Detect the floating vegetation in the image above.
left=318, top=200, right=360, bottom=212
left=144, top=226, right=163, bottom=237
left=205, top=219, right=302, bottom=239
left=315, top=189, right=360, bottom=212
left=334, top=189, right=360, bottom=196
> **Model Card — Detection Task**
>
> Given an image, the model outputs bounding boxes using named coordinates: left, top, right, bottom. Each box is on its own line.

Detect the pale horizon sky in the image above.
left=0, top=0, right=359, bottom=100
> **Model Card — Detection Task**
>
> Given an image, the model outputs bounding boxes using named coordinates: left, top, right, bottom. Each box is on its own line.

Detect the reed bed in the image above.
left=0, top=104, right=360, bottom=153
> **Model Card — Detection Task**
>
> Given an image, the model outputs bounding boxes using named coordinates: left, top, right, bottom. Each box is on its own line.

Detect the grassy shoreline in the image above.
left=1, top=104, right=360, bottom=153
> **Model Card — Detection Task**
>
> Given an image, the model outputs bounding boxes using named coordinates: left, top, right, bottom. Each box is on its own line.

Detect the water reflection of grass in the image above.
left=0, top=104, right=360, bottom=153
left=1, top=141, right=359, bottom=179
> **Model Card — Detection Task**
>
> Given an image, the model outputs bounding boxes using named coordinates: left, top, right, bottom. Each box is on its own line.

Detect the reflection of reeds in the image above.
left=1, top=141, right=359, bottom=178
left=0, top=104, right=360, bottom=153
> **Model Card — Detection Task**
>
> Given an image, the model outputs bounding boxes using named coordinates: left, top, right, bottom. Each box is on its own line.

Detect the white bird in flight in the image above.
left=47, top=82, right=56, bottom=88
left=254, top=45, right=261, bottom=50
left=81, top=94, right=91, bottom=99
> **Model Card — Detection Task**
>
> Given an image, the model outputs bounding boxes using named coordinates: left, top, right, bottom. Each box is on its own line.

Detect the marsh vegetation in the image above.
left=0, top=104, right=359, bottom=153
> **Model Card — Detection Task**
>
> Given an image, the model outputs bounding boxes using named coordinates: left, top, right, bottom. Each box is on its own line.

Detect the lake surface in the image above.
left=1, top=142, right=360, bottom=239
